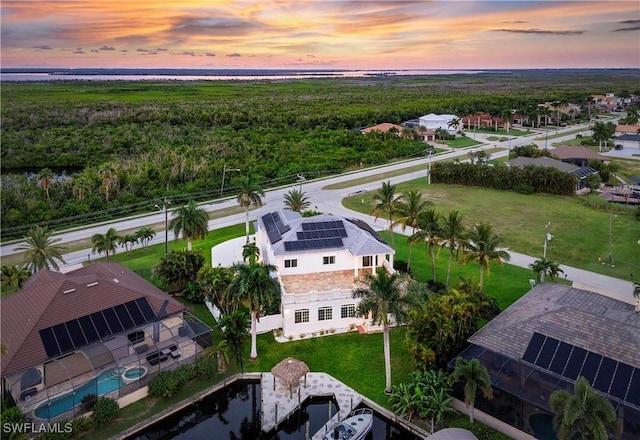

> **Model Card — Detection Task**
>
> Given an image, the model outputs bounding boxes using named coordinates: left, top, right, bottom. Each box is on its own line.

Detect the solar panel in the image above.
left=297, top=228, right=347, bottom=240
left=564, top=347, right=587, bottom=380
left=52, top=323, right=74, bottom=354
left=522, top=332, right=545, bottom=363
left=272, top=212, right=291, bottom=234
left=125, top=300, right=146, bottom=325
left=39, top=327, right=60, bottom=357
left=626, top=369, right=640, bottom=406
left=593, top=358, right=617, bottom=394
left=284, top=237, right=343, bottom=252
left=345, top=218, right=388, bottom=244
left=580, top=352, right=602, bottom=384
left=114, top=304, right=135, bottom=330
left=262, top=213, right=282, bottom=244
left=65, top=319, right=87, bottom=348
left=537, top=337, right=559, bottom=369
left=103, top=307, right=124, bottom=334
left=136, top=297, right=156, bottom=321
left=90, top=311, right=111, bottom=338
left=549, top=342, right=572, bottom=375
left=609, top=363, right=632, bottom=400
left=78, top=315, right=98, bottom=341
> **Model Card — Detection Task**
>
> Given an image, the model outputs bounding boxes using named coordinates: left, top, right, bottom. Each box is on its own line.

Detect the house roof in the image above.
left=617, top=134, right=640, bottom=141
left=0, top=262, right=185, bottom=377
left=359, top=123, right=404, bottom=134
left=419, top=113, right=458, bottom=121
left=469, top=284, right=640, bottom=369
left=257, top=211, right=394, bottom=257
left=616, top=124, right=640, bottom=133
left=551, top=146, right=608, bottom=162
left=507, top=156, right=578, bottom=173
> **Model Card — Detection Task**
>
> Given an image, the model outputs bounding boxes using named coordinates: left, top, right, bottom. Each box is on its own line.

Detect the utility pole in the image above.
left=221, top=164, right=241, bottom=197
left=542, top=222, right=552, bottom=283
left=155, top=198, right=170, bottom=255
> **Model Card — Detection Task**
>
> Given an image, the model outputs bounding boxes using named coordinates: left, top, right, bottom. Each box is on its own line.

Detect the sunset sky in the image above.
left=2, top=0, right=639, bottom=70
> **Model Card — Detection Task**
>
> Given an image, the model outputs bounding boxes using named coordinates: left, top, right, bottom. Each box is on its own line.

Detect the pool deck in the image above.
left=260, top=372, right=363, bottom=438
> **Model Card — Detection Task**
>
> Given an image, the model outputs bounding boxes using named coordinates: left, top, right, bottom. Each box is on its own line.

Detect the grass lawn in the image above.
left=467, top=128, right=534, bottom=136
left=343, top=180, right=639, bottom=281
left=443, top=137, right=482, bottom=148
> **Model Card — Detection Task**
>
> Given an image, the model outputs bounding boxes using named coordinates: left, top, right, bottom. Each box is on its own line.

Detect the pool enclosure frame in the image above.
left=5, top=312, right=213, bottom=422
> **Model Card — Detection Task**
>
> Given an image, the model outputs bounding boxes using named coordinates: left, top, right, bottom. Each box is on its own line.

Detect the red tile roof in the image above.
left=360, top=123, right=404, bottom=134
left=1, top=262, right=185, bottom=376
left=551, top=146, right=608, bottom=161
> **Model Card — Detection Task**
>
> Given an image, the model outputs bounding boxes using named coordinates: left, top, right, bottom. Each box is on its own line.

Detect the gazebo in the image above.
left=271, top=357, right=309, bottom=398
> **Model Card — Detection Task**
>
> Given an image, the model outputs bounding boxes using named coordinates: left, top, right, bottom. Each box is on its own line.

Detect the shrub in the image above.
left=273, top=328, right=283, bottom=338
left=81, top=393, right=97, bottom=412
left=91, top=397, right=119, bottom=427
left=195, top=356, right=218, bottom=378
left=513, top=183, right=533, bottom=195
left=148, top=365, right=198, bottom=397
left=393, top=259, right=409, bottom=273
left=299, top=333, right=306, bottom=339
left=448, top=418, right=512, bottom=440
left=72, top=416, right=94, bottom=434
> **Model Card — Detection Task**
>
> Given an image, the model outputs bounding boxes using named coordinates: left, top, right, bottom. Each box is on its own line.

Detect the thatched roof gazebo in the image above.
left=271, top=357, right=309, bottom=398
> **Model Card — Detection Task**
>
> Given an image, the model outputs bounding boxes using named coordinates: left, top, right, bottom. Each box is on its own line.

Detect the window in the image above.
left=323, top=256, right=336, bottom=265
left=341, top=304, right=356, bottom=319
left=318, top=306, right=332, bottom=321
left=284, top=259, right=297, bottom=268
left=294, top=309, right=309, bottom=323
left=127, top=330, right=145, bottom=345
left=362, top=256, right=373, bottom=267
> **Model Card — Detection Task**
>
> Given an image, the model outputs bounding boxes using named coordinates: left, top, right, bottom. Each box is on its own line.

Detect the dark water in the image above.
left=125, top=381, right=420, bottom=440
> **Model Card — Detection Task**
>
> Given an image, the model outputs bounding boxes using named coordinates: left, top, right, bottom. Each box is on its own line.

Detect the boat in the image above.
left=323, top=408, right=373, bottom=440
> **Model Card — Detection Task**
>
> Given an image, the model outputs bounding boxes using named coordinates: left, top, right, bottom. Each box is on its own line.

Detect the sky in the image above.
left=1, top=0, right=639, bottom=70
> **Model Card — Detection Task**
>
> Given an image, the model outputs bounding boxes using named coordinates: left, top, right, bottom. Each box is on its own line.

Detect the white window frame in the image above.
left=284, top=259, right=298, bottom=268
left=362, top=256, right=373, bottom=267
left=318, top=306, right=332, bottom=321
left=295, top=309, right=309, bottom=323
left=341, top=304, right=356, bottom=319
left=323, top=255, right=336, bottom=265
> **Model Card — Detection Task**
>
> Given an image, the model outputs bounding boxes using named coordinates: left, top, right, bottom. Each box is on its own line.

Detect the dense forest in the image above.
left=2, top=70, right=639, bottom=239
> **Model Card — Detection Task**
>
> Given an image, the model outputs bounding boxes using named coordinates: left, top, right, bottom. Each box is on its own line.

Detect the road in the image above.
left=3, top=120, right=634, bottom=301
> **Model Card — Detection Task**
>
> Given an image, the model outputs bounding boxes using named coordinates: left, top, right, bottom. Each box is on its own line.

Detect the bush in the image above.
left=194, top=356, right=218, bottom=378
left=91, top=397, right=119, bottom=427
left=81, top=393, right=97, bottom=412
left=448, top=418, right=512, bottom=440
left=393, top=259, right=409, bottom=273
left=148, top=365, right=197, bottom=397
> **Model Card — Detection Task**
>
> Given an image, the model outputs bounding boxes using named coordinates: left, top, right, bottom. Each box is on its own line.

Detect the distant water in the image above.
left=0, top=68, right=488, bottom=82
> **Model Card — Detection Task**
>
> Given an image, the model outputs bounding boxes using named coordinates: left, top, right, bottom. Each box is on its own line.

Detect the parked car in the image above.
left=614, top=144, right=623, bottom=150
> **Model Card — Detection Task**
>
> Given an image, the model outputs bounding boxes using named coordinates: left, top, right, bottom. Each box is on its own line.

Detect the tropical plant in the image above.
left=14, top=226, right=66, bottom=272
left=91, top=227, right=120, bottom=261
left=169, top=199, right=208, bottom=251
left=202, top=340, right=230, bottom=373
left=36, top=167, right=54, bottom=202
left=118, top=233, right=138, bottom=254
left=236, top=175, right=265, bottom=243
left=530, top=258, right=564, bottom=283
left=227, top=263, right=280, bottom=360
left=440, top=210, right=467, bottom=289
left=370, top=181, right=402, bottom=246
left=153, top=250, right=205, bottom=293
left=392, top=190, right=432, bottom=272
left=197, top=266, right=236, bottom=314
left=634, top=282, right=640, bottom=298
left=217, top=310, right=250, bottom=371
left=242, top=242, right=260, bottom=265
left=353, top=267, right=417, bottom=394
left=135, top=227, right=156, bottom=249
left=412, top=208, right=442, bottom=283
left=1, top=265, right=30, bottom=293
left=550, top=376, right=620, bottom=440
left=283, top=188, right=311, bottom=212
left=591, top=121, right=615, bottom=152
left=450, top=357, right=493, bottom=424
left=460, top=222, right=510, bottom=290
left=97, top=163, right=119, bottom=203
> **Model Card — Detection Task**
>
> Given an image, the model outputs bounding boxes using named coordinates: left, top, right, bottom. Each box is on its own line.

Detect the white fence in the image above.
left=205, top=299, right=282, bottom=335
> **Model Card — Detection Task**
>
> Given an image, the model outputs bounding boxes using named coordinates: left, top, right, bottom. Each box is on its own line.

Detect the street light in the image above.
left=608, top=212, right=617, bottom=265
left=426, top=149, right=433, bottom=185
left=296, top=174, right=306, bottom=192
left=155, top=198, right=170, bottom=255
left=221, top=164, right=241, bottom=197
left=542, top=222, right=553, bottom=283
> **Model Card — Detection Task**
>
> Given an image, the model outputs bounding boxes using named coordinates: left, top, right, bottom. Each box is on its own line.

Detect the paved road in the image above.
left=3, top=120, right=635, bottom=302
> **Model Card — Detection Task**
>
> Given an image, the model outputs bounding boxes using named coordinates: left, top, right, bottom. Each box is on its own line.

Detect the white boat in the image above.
left=323, top=408, right=373, bottom=440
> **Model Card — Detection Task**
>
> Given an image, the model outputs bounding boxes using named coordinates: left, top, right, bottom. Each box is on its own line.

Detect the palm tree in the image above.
left=197, top=266, right=235, bottom=314
left=169, top=200, right=208, bottom=251
left=550, top=376, right=620, bottom=440
left=412, top=208, right=442, bottom=283
left=449, top=357, right=493, bottom=424
left=353, top=267, right=417, bottom=394
left=217, top=310, right=250, bottom=371
left=72, top=175, right=92, bottom=201
left=91, top=228, right=120, bottom=261
left=242, top=242, right=260, bottom=265
left=460, top=222, right=510, bottom=290
left=201, top=340, right=230, bottom=373
left=530, top=258, right=564, bottom=283
left=592, top=121, right=609, bottom=152
left=15, top=226, right=66, bottom=272
left=236, top=175, right=265, bottom=243
left=392, top=190, right=432, bottom=272
left=440, top=210, right=466, bottom=290
left=118, top=234, right=138, bottom=254
left=135, top=227, right=156, bottom=249
left=98, top=163, right=118, bottom=203
left=1, top=265, right=30, bottom=293
left=370, top=181, right=402, bottom=246
left=227, top=263, right=280, bottom=360
left=36, top=168, right=54, bottom=202
left=283, top=189, right=311, bottom=212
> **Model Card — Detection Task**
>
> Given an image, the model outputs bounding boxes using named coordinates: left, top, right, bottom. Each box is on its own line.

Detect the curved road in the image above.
left=2, top=121, right=635, bottom=302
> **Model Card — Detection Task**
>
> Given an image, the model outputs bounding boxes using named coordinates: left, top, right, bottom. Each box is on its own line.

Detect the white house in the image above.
left=418, top=113, right=459, bottom=134
left=255, top=211, right=395, bottom=338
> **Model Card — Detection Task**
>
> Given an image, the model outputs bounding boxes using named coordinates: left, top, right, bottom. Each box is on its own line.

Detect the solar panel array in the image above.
left=39, top=298, right=156, bottom=358
left=345, top=218, right=388, bottom=244
left=262, top=212, right=291, bottom=244
left=522, top=332, right=640, bottom=407
left=284, top=220, right=346, bottom=251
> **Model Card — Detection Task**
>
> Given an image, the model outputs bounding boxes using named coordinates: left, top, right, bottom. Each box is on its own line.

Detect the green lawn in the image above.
left=468, top=128, right=534, bottom=136
left=443, top=137, right=482, bottom=148
left=344, top=181, right=639, bottom=281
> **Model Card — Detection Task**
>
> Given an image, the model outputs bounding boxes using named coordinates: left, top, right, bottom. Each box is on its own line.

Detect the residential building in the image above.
left=451, top=284, right=639, bottom=440
left=1, top=263, right=213, bottom=422
left=506, top=156, right=598, bottom=192
left=615, top=133, right=640, bottom=149
left=359, top=122, right=405, bottom=135
left=615, top=124, right=640, bottom=136
left=551, top=146, right=610, bottom=167
left=255, top=211, right=394, bottom=338
left=418, top=113, right=459, bottom=134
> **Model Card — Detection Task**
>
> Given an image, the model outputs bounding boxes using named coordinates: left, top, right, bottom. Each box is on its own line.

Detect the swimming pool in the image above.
left=35, top=368, right=126, bottom=420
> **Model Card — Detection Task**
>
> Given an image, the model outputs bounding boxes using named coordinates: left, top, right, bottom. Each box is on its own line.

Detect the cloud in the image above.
left=226, top=53, right=242, bottom=57
left=619, top=19, right=640, bottom=24
left=205, top=52, right=216, bottom=57
left=492, top=28, right=584, bottom=36
left=156, top=48, right=168, bottom=52
left=137, top=48, right=150, bottom=52
left=73, top=49, right=85, bottom=54
left=32, top=45, right=53, bottom=50
left=91, top=49, right=99, bottom=53
left=182, top=51, right=196, bottom=56
left=612, top=25, right=640, bottom=32
left=99, top=45, right=115, bottom=51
